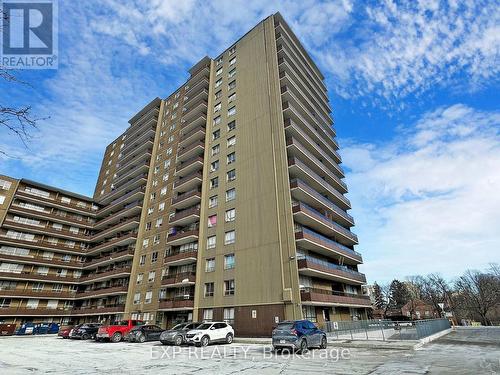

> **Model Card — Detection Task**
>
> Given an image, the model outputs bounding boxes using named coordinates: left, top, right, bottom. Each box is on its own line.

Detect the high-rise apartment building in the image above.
left=0, top=13, right=370, bottom=336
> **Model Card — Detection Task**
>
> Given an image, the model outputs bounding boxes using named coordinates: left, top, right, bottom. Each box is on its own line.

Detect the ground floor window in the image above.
left=203, top=309, right=213, bottom=322
left=302, top=306, right=317, bottom=322
left=223, top=308, right=234, bottom=325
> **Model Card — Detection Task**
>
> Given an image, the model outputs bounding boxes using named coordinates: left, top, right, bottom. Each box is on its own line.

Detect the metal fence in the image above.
left=320, top=318, right=451, bottom=341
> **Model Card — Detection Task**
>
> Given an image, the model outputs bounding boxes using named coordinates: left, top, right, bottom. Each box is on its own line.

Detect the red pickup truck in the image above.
left=95, top=320, right=144, bottom=342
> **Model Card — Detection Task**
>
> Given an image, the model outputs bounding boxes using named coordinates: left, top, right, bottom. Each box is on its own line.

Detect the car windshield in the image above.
left=171, top=323, right=186, bottom=330
left=196, top=323, right=212, bottom=330
left=111, top=320, right=129, bottom=326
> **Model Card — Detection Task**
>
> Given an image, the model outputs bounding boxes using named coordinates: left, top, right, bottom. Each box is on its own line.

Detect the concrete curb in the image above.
left=414, top=328, right=453, bottom=349
left=234, top=338, right=419, bottom=350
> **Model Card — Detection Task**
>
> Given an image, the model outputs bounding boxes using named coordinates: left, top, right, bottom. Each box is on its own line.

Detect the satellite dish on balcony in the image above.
left=182, top=278, right=189, bottom=283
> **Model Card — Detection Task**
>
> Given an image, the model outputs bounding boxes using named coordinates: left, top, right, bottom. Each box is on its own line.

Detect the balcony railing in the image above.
left=297, top=255, right=366, bottom=284
left=169, top=207, right=200, bottom=224
left=158, top=297, right=194, bottom=310
left=163, top=250, right=198, bottom=265
left=300, top=287, right=371, bottom=307
left=161, top=271, right=196, bottom=285
left=14, top=190, right=97, bottom=215
left=72, top=304, right=125, bottom=315
left=75, top=285, right=128, bottom=299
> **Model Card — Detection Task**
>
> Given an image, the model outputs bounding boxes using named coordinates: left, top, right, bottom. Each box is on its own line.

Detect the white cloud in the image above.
left=343, top=104, right=500, bottom=282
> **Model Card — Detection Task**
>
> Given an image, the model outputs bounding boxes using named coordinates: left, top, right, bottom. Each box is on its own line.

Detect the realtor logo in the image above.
left=1, top=0, right=58, bottom=69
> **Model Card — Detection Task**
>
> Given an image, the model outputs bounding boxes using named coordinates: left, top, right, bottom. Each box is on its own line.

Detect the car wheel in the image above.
left=82, top=333, right=90, bottom=340
left=200, top=335, right=210, bottom=347
left=298, top=338, right=308, bottom=353
left=95, top=337, right=102, bottom=342
left=138, top=334, right=146, bottom=343
left=111, top=332, right=122, bottom=343
left=320, top=336, right=327, bottom=349
left=174, top=335, right=183, bottom=346
left=225, top=333, right=233, bottom=344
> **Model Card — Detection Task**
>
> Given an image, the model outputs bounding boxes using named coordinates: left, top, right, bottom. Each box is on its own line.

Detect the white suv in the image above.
left=185, top=321, right=234, bottom=347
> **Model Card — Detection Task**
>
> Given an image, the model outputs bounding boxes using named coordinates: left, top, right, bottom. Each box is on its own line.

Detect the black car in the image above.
left=70, top=323, right=102, bottom=340
left=125, top=324, right=164, bottom=343
left=272, top=320, right=327, bottom=352
left=159, top=322, right=202, bottom=345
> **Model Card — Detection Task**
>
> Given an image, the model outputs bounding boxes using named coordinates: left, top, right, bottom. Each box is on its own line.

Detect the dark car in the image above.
left=272, top=320, right=327, bottom=352
left=125, top=324, right=164, bottom=343
left=58, top=325, right=73, bottom=339
left=159, top=322, right=202, bottom=346
left=70, top=323, right=101, bottom=340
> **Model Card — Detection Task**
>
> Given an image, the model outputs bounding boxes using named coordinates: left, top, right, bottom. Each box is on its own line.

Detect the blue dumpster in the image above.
left=48, top=323, right=60, bottom=334
left=15, top=322, right=35, bottom=335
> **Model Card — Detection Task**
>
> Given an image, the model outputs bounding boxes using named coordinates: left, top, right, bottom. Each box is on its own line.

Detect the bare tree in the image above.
left=405, top=276, right=424, bottom=319
left=454, top=269, right=500, bottom=326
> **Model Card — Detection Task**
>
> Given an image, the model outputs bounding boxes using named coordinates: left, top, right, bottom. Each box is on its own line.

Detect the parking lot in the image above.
left=0, top=327, right=499, bottom=374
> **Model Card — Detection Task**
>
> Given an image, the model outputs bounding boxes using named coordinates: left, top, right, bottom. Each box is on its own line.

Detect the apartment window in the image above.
left=0, top=179, right=12, bottom=190
left=168, top=135, right=174, bottom=143
left=160, top=187, right=167, bottom=196
left=216, top=56, right=223, bottom=65
left=147, top=208, right=154, bottom=215
left=228, top=68, right=236, bottom=78
left=227, top=169, right=236, bottom=182
left=205, top=258, right=215, bottom=272
left=155, top=218, right=163, bottom=228
left=208, top=195, right=218, bottom=208
left=0, top=196, right=5, bottom=204
left=32, top=282, right=44, bottom=291
left=151, top=252, right=158, bottom=263
left=215, top=79, right=222, bottom=88
left=225, top=208, right=236, bottom=222
left=225, top=188, right=236, bottom=202
left=229, top=46, right=236, bottom=55
left=228, top=93, right=236, bottom=103
left=37, top=267, right=49, bottom=275
left=150, top=192, right=156, bottom=201
left=164, top=159, right=171, bottom=169
left=207, top=236, right=216, bottom=249
left=163, top=173, right=169, bottom=182
left=227, top=107, right=236, bottom=117
left=26, top=299, right=39, bottom=309
left=213, top=115, right=221, bottom=126
left=159, top=202, right=165, bottom=211
left=210, top=177, right=219, bottom=189
left=204, top=283, right=214, bottom=297
left=213, top=103, right=221, bottom=113
left=153, top=234, right=160, bottom=244
left=52, top=284, right=63, bottom=292
left=211, top=144, right=220, bottom=156
left=133, top=293, right=141, bottom=304
left=148, top=271, right=156, bottom=283
left=145, top=222, right=152, bottom=231
left=139, top=255, right=146, bottom=265
left=228, top=80, right=236, bottom=90
left=52, top=223, right=62, bottom=231
left=136, top=273, right=143, bottom=284
left=224, top=279, right=235, bottom=296
left=227, top=136, right=236, bottom=147
left=142, top=239, right=149, bottom=249
left=227, top=152, right=236, bottom=164
left=208, top=214, right=217, bottom=228
left=225, top=230, right=235, bottom=245
left=216, top=67, right=223, bottom=76
left=166, top=147, right=173, bottom=156
left=224, top=254, right=235, bottom=270
left=223, top=307, right=235, bottom=324
left=210, top=160, right=219, bottom=172
left=229, top=54, right=236, bottom=64
left=212, top=129, right=220, bottom=140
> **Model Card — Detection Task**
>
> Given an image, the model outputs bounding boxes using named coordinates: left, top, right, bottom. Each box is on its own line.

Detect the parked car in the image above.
left=0, top=323, right=17, bottom=336
left=185, top=322, right=234, bottom=347
left=159, top=322, right=202, bottom=346
left=96, top=320, right=144, bottom=342
left=33, top=322, right=60, bottom=334
left=125, top=324, right=164, bottom=343
left=70, top=323, right=101, bottom=340
left=58, top=325, right=74, bottom=339
left=272, top=320, right=327, bottom=352
left=15, top=322, right=35, bottom=335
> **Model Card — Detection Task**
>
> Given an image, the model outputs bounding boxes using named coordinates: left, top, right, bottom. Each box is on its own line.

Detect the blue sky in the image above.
left=1, top=0, right=499, bottom=283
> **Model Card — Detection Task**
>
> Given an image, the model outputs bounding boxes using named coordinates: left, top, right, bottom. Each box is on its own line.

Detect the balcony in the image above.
left=14, top=190, right=97, bottom=216
left=290, top=179, right=353, bottom=227
left=292, top=202, right=358, bottom=246
left=179, top=127, right=206, bottom=148
left=79, top=266, right=132, bottom=284
left=288, top=157, right=350, bottom=210
left=71, top=304, right=125, bottom=315
left=100, top=176, right=148, bottom=205
left=177, top=141, right=204, bottom=163
left=86, top=232, right=137, bottom=255
left=164, top=250, right=198, bottom=266
left=75, top=285, right=128, bottom=299
left=166, top=230, right=199, bottom=246
left=161, top=272, right=196, bottom=287
left=284, top=118, right=342, bottom=174
left=172, top=172, right=202, bottom=193
left=183, top=88, right=209, bottom=109
left=295, top=227, right=362, bottom=265
left=171, top=190, right=201, bottom=209
left=0, top=234, right=85, bottom=255
left=9, top=204, right=95, bottom=229
left=0, top=289, right=77, bottom=299
left=0, top=271, right=80, bottom=284
left=297, top=256, right=366, bottom=285
left=91, top=217, right=140, bottom=243
left=169, top=207, right=200, bottom=226
left=93, top=201, right=143, bottom=230
left=182, top=100, right=208, bottom=124
left=0, top=307, right=73, bottom=316
left=181, top=113, right=207, bottom=136
left=185, top=73, right=209, bottom=97
left=96, top=186, right=145, bottom=217
left=175, top=156, right=203, bottom=178
left=158, top=297, right=194, bottom=311
left=113, top=162, right=150, bottom=188
left=0, top=252, right=83, bottom=269
left=2, top=219, right=91, bottom=242
left=286, top=137, right=347, bottom=193
left=83, top=248, right=135, bottom=269
left=113, top=152, right=151, bottom=178
left=120, top=128, right=155, bottom=156
left=116, top=140, right=153, bottom=169
left=300, top=288, right=371, bottom=307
